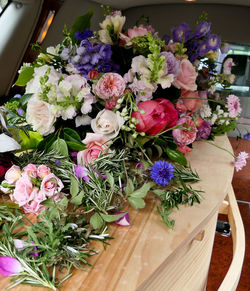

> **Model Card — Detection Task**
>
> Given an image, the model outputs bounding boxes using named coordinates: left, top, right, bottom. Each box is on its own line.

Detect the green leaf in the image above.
left=165, top=147, right=187, bottom=166
left=70, top=9, right=94, bottom=43
left=70, top=176, right=79, bottom=197
left=58, top=197, right=68, bottom=209
left=37, top=134, right=56, bottom=152
left=129, top=182, right=154, bottom=198
left=124, top=178, right=134, bottom=195
left=19, top=130, right=43, bottom=150
left=128, top=197, right=145, bottom=210
left=71, top=190, right=84, bottom=206
left=154, top=144, right=163, bottom=157
left=20, top=93, right=33, bottom=106
left=157, top=206, right=175, bottom=229
left=152, top=189, right=166, bottom=197
left=50, top=138, right=68, bottom=157
left=106, top=172, right=114, bottom=188
left=136, top=136, right=151, bottom=147
left=41, top=198, right=55, bottom=207
left=63, top=128, right=82, bottom=143
left=90, top=213, right=104, bottom=229
left=15, top=66, right=34, bottom=86
left=154, top=137, right=168, bottom=147
left=65, top=141, right=85, bottom=151
left=100, top=213, right=124, bottom=223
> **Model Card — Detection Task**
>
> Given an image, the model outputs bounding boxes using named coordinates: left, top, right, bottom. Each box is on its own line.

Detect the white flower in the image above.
left=60, top=105, right=77, bottom=120
left=91, top=110, right=124, bottom=139
left=65, top=63, right=80, bottom=74
left=81, top=96, right=96, bottom=114
left=75, top=115, right=92, bottom=127
left=26, top=96, right=56, bottom=136
left=200, top=104, right=212, bottom=118
left=0, top=133, right=21, bottom=153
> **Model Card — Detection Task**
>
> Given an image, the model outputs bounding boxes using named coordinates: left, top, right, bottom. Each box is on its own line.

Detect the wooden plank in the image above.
left=0, top=136, right=235, bottom=291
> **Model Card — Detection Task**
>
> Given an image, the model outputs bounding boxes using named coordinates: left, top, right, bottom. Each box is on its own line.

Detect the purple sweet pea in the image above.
left=172, top=23, right=190, bottom=43
left=197, top=41, right=209, bottom=57
left=74, top=165, right=89, bottom=181
left=195, top=21, right=211, bottom=38
left=160, top=51, right=181, bottom=76
left=16, top=108, right=24, bottom=116
left=14, top=94, right=22, bottom=99
left=206, top=34, right=221, bottom=51
left=75, top=29, right=93, bottom=41
left=114, top=212, right=130, bottom=226
left=14, top=239, right=39, bottom=258
left=162, top=34, right=171, bottom=45
left=0, top=257, right=23, bottom=277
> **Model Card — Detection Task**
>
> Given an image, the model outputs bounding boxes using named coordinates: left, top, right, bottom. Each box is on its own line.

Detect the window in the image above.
left=0, top=0, right=10, bottom=15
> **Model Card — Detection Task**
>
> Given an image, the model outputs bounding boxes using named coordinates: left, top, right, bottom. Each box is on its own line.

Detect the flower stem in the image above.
left=205, top=140, right=236, bottom=159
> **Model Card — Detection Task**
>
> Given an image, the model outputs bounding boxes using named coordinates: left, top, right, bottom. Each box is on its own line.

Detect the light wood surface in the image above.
left=0, top=136, right=235, bottom=291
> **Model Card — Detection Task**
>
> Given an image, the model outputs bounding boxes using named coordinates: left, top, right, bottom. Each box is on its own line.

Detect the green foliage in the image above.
left=49, top=138, right=69, bottom=157
left=212, top=119, right=237, bottom=136
left=127, top=182, right=154, bottom=210
left=15, top=66, right=34, bottom=86
left=165, top=147, right=187, bottom=167
left=19, top=130, right=43, bottom=150
left=63, top=128, right=85, bottom=151
left=90, top=213, right=104, bottom=229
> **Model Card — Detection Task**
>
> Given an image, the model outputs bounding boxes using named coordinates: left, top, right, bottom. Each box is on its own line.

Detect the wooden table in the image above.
left=0, top=136, right=235, bottom=291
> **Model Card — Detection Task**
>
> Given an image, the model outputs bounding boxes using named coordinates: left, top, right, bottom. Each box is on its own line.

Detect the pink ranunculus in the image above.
left=173, top=59, right=198, bottom=91
left=22, top=164, right=37, bottom=178
left=4, top=165, right=21, bottom=185
left=176, top=90, right=202, bottom=114
left=37, top=165, right=51, bottom=179
left=177, top=144, right=192, bottom=155
left=40, top=173, right=64, bottom=197
left=172, top=116, right=197, bottom=146
left=77, top=133, right=111, bottom=165
left=94, top=73, right=125, bottom=100
left=131, top=98, right=178, bottom=136
left=127, top=25, right=154, bottom=39
left=12, top=174, right=33, bottom=206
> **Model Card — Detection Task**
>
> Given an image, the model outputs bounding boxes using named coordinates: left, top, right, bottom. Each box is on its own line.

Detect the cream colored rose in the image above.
left=26, top=96, right=56, bottom=136
left=91, top=110, right=124, bottom=139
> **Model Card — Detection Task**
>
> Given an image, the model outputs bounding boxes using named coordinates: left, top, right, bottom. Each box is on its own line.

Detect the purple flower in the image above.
left=234, top=151, right=249, bottom=172
left=162, top=34, right=170, bottom=45
left=74, top=165, right=89, bottom=181
left=61, top=48, right=70, bottom=60
left=160, top=52, right=180, bottom=76
left=197, top=41, right=209, bottom=57
left=114, top=212, right=130, bottom=226
left=172, top=23, right=190, bottom=43
left=55, top=160, right=61, bottom=166
left=16, top=108, right=24, bottom=116
left=206, top=34, right=221, bottom=51
left=243, top=133, right=250, bottom=140
left=195, top=22, right=211, bottom=38
left=14, top=94, right=22, bottom=99
left=75, top=29, right=93, bottom=41
left=14, top=239, right=39, bottom=258
left=150, top=160, right=175, bottom=187
left=196, top=121, right=211, bottom=140
left=0, top=257, right=23, bottom=277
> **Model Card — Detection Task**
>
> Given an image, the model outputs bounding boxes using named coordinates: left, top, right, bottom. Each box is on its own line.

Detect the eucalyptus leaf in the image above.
left=70, top=176, right=79, bottom=197
left=90, top=213, right=104, bottom=229
left=58, top=197, right=68, bottom=209
left=152, top=189, right=166, bottom=197
left=49, top=138, right=68, bottom=157
left=124, top=178, right=134, bottom=195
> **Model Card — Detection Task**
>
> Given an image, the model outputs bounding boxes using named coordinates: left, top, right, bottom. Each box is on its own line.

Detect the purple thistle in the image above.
left=195, top=22, right=211, bottom=38
left=206, top=34, right=221, bottom=51
left=172, top=23, right=190, bottom=43
left=150, top=160, right=175, bottom=187
left=75, top=29, right=93, bottom=41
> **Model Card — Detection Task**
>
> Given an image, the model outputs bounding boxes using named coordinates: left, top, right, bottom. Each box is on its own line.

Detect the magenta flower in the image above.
left=234, top=151, right=249, bottom=172
left=74, top=165, right=90, bottom=181
left=14, top=239, right=39, bottom=258
left=226, top=95, right=242, bottom=118
left=0, top=257, right=23, bottom=277
left=114, top=212, right=130, bottom=226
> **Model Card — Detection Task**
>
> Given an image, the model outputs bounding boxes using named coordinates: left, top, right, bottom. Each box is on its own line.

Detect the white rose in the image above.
left=91, top=110, right=124, bottom=139
left=26, top=96, right=56, bottom=136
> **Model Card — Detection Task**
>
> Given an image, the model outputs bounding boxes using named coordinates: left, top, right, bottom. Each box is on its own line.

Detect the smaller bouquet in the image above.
left=2, top=164, right=64, bottom=214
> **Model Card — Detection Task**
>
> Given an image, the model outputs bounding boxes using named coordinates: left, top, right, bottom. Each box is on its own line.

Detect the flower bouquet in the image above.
left=0, top=7, right=248, bottom=290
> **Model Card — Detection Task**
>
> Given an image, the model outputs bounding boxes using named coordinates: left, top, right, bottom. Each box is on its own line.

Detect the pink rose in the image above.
left=176, top=90, right=202, bottom=114
left=13, top=174, right=33, bottom=206
left=131, top=98, right=178, bottom=136
left=127, top=25, right=154, bottom=38
left=77, top=133, right=110, bottom=165
left=40, top=173, right=64, bottom=197
left=173, top=59, right=198, bottom=91
left=23, top=200, right=46, bottom=215
left=94, top=73, right=125, bottom=100
left=172, top=116, right=197, bottom=146
left=4, top=165, right=21, bottom=185
left=37, top=165, right=51, bottom=179
left=22, top=164, right=37, bottom=178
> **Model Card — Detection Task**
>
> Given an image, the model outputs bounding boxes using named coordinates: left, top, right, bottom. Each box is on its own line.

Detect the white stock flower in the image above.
left=91, top=110, right=124, bottom=139
left=26, top=96, right=56, bottom=136
left=60, top=105, right=77, bottom=120
left=75, top=115, right=92, bottom=127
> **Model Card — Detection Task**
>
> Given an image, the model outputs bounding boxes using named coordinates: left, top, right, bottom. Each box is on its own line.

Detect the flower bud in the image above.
left=88, top=70, right=99, bottom=80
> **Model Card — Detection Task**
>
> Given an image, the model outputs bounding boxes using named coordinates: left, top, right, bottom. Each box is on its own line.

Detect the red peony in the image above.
left=132, top=98, right=178, bottom=136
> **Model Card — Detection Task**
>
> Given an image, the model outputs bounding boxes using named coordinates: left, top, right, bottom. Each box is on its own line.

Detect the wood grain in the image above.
left=0, top=136, right=235, bottom=291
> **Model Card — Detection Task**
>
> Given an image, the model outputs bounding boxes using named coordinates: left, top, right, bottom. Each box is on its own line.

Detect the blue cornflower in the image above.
left=150, top=160, right=175, bottom=187
left=243, top=133, right=250, bottom=140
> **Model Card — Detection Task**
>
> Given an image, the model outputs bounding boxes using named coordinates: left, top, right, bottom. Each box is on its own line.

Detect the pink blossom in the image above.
left=172, top=116, right=197, bottom=146
left=226, top=95, right=242, bottom=118
left=234, top=151, right=249, bottom=172
left=173, top=59, right=198, bottom=91
left=223, top=58, right=235, bottom=74
left=12, top=174, right=33, bottom=206
left=114, top=212, right=130, bottom=226
left=22, top=164, right=37, bottom=178
left=40, top=173, right=64, bottom=197
left=0, top=257, right=23, bottom=277
left=4, top=165, right=21, bottom=185
left=37, top=165, right=51, bottom=179
left=77, top=133, right=110, bottom=165
left=23, top=200, right=46, bottom=215
left=176, top=90, right=202, bottom=114
left=94, top=73, right=125, bottom=100
left=127, top=25, right=154, bottom=39
left=176, top=144, right=192, bottom=155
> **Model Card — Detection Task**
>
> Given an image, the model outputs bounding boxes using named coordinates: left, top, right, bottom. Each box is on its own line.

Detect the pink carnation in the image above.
left=172, top=116, right=197, bottom=146
left=226, top=94, right=242, bottom=118
left=234, top=151, right=249, bottom=172
left=94, top=73, right=125, bottom=100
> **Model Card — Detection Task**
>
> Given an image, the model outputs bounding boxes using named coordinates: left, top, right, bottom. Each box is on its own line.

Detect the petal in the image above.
left=0, top=134, right=21, bottom=153
left=0, top=257, right=23, bottom=277
left=115, top=212, right=130, bottom=226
